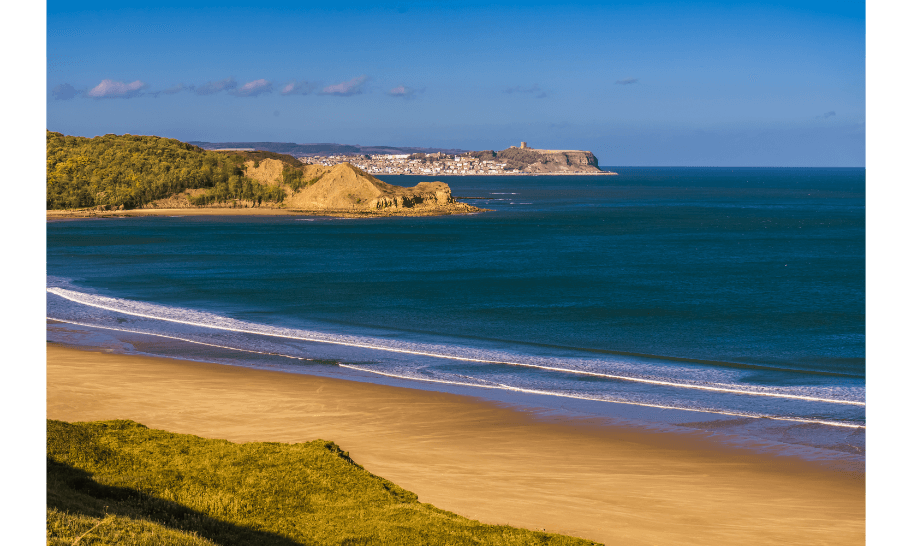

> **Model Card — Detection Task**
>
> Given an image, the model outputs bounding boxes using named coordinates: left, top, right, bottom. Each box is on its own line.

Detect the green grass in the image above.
left=47, top=419, right=600, bottom=545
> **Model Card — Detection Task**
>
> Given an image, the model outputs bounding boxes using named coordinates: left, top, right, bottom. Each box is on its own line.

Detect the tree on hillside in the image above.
left=46, top=131, right=303, bottom=209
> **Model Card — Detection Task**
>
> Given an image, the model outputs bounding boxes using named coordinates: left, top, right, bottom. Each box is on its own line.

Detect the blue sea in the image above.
left=46, top=167, right=865, bottom=464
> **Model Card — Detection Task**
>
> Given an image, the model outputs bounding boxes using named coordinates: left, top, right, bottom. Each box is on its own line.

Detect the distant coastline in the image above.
left=46, top=132, right=618, bottom=220
left=46, top=132, right=492, bottom=218
left=379, top=171, right=619, bottom=176
left=188, top=141, right=470, bottom=157
left=195, top=141, right=619, bottom=176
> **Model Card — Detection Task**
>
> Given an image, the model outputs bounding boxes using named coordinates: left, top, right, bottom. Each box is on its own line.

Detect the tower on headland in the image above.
left=520, top=142, right=528, bottom=149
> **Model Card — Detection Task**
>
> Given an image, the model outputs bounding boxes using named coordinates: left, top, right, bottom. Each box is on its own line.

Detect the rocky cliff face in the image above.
left=525, top=150, right=601, bottom=173
left=473, top=147, right=604, bottom=173
left=370, top=182, right=454, bottom=210
left=284, top=163, right=481, bottom=214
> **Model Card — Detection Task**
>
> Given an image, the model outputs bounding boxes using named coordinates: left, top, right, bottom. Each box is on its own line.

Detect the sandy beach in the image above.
left=46, top=207, right=302, bottom=219
left=47, top=343, right=864, bottom=545
left=46, top=206, right=485, bottom=220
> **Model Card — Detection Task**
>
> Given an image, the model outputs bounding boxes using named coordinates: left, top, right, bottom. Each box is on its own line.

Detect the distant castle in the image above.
left=520, top=142, right=528, bottom=149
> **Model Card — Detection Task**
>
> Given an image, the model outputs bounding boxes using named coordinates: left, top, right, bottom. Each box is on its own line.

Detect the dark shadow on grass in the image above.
left=47, top=457, right=307, bottom=546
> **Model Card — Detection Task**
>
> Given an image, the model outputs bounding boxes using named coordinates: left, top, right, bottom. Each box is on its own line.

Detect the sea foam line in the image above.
left=47, top=318, right=317, bottom=362
left=47, top=287, right=864, bottom=406
left=338, top=364, right=865, bottom=429
left=47, top=316, right=863, bottom=430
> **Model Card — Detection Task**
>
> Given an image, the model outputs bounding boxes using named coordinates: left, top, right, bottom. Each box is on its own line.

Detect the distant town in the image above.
left=305, top=152, right=526, bottom=175
left=205, top=142, right=617, bottom=175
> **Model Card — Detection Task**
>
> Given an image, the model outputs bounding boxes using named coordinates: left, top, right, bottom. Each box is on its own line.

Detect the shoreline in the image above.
left=47, top=343, right=864, bottom=545
left=44, top=318, right=866, bottom=460
left=365, top=171, right=618, bottom=176
left=46, top=206, right=491, bottom=220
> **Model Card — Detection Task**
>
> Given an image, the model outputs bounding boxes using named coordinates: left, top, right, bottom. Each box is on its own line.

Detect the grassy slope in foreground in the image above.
left=47, top=419, right=598, bottom=546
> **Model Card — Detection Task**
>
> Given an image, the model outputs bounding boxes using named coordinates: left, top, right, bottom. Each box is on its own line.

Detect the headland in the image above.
left=46, top=131, right=490, bottom=219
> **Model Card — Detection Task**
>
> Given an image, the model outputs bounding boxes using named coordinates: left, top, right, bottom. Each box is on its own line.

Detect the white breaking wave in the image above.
left=46, top=317, right=864, bottom=429
left=47, top=318, right=317, bottom=362
left=337, top=364, right=865, bottom=429
left=47, top=287, right=864, bottom=406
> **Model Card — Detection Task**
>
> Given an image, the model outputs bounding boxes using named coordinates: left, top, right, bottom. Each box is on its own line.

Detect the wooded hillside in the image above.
left=46, top=131, right=291, bottom=210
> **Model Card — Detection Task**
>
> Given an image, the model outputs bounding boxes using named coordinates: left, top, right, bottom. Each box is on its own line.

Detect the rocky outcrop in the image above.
left=468, top=147, right=606, bottom=174
left=284, top=163, right=483, bottom=215
left=526, top=150, right=601, bottom=173
left=370, top=183, right=453, bottom=210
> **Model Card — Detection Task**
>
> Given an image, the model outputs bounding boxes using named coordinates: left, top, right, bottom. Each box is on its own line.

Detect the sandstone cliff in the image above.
left=243, top=158, right=286, bottom=186
left=246, top=159, right=482, bottom=215
left=286, top=163, right=471, bottom=212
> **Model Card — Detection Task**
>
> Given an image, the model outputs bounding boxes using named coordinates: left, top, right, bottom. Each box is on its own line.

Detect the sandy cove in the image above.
left=46, top=344, right=864, bottom=545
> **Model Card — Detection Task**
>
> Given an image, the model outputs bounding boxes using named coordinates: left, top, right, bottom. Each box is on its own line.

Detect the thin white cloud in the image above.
left=231, top=79, right=272, bottom=97
left=196, top=77, right=237, bottom=95
left=281, top=80, right=316, bottom=95
left=321, top=75, right=368, bottom=96
left=87, top=79, right=147, bottom=98
left=387, top=85, right=421, bottom=99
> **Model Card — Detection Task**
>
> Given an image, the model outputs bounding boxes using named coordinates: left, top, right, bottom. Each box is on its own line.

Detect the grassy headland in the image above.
left=46, top=131, right=485, bottom=216
left=47, top=419, right=597, bottom=545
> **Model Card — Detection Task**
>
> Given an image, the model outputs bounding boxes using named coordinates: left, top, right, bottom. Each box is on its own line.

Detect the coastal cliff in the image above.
left=275, top=161, right=480, bottom=215
left=463, top=146, right=609, bottom=174
left=187, top=139, right=614, bottom=175
left=524, top=149, right=602, bottom=173
left=45, top=132, right=485, bottom=217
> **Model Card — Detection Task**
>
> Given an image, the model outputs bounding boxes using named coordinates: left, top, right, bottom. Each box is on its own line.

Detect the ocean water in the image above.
left=46, top=167, right=865, bottom=462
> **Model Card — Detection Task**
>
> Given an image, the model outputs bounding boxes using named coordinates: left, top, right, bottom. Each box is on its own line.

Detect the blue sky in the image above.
left=46, top=1, right=865, bottom=166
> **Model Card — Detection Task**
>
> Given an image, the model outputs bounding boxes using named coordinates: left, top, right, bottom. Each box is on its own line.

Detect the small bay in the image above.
left=47, top=167, right=865, bottom=461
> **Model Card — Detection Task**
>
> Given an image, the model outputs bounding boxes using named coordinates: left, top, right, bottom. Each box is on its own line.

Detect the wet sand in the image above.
left=46, top=344, right=864, bottom=545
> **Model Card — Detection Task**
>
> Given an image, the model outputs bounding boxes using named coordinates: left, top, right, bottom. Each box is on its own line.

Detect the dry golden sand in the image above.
left=47, top=344, right=864, bottom=545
